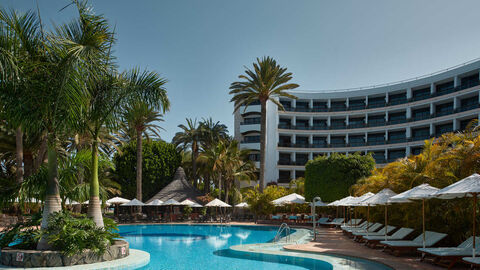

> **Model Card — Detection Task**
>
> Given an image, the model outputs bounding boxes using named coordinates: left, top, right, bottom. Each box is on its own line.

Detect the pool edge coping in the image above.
left=0, top=249, right=150, bottom=270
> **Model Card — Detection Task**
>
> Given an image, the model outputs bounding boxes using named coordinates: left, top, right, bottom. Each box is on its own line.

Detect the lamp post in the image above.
left=312, top=196, right=321, bottom=241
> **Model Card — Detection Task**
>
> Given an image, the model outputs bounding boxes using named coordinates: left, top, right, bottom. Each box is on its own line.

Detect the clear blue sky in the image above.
left=5, top=0, right=480, bottom=141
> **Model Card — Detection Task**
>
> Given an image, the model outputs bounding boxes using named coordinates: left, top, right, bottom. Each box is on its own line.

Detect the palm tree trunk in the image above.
left=136, top=129, right=142, bottom=202
left=192, top=142, right=198, bottom=188
left=37, top=146, right=61, bottom=250
left=24, top=152, right=33, bottom=178
left=87, top=139, right=104, bottom=228
left=225, top=183, right=229, bottom=204
left=217, top=174, right=222, bottom=200
left=259, top=100, right=267, bottom=192
left=15, top=127, right=24, bottom=184
left=33, top=136, right=47, bottom=173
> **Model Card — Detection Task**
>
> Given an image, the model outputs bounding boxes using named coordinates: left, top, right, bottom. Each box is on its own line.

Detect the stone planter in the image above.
left=1, top=240, right=129, bottom=268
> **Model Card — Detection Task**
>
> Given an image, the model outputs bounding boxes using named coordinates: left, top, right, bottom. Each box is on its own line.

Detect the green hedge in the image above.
left=113, top=140, right=181, bottom=200
left=305, top=153, right=374, bottom=202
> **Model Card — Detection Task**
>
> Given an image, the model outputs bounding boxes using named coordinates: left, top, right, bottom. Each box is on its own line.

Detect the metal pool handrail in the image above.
left=274, top=223, right=291, bottom=243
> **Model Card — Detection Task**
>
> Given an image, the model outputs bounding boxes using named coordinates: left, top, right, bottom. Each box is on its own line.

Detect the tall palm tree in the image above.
left=173, top=118, right=202, bottom=187
left=122, top=100, right=164, bottom=202
left=221, top=140, right=255, bottom=204
left=229, top=56, right=299, bottom=191
left=200, top=117, right=228, bottom=149
left=0, top=8, right=43, bottom=184
left=79, top=68, right=168, bottom=227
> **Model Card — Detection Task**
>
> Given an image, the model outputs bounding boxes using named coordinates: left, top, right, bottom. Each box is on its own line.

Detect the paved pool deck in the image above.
left=283, top=226, right=468, bottom=270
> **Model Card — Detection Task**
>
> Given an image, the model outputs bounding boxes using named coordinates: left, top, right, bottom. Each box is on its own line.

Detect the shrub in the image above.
left=305, top=153, right=375, bottom=202
left=113, top=140, right=181, bottom=200
left=42, top=211, right=120, bottom=256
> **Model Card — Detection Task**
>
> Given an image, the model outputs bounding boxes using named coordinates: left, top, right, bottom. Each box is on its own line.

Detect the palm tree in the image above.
left=122, top=100, right=164, bottom=202
left=173, top=118, right=202, bottom=187
left=199, top=140, right=226, bottom=199
left=229, top=56, right=299, bottom=191
left=79, top=69, right=168, bottom=227
left=200, top=117, right=228, bottom=149
left=0, top=8, right=43, bottom=184
left=221, top=140, right=256, bottom=204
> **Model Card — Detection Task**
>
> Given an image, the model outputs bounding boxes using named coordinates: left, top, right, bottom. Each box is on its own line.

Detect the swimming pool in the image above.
left=119, top=224, right=392, bottom=270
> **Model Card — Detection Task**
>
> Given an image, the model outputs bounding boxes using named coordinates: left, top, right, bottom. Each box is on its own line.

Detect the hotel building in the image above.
left=234, top=59, right=480, bottom=186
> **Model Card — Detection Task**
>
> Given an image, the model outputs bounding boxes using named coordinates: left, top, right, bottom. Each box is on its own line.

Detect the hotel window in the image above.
left=389, top=92, right=407, bottom=105
left=412, top=127, right=430, bottom=141
left=435, top=123, right=453, bottom=136
left=435, top=102, right=454, bottom=117
left=412, top=87, right=431, bottom=101
left=435, top=81, right=454, bottom=96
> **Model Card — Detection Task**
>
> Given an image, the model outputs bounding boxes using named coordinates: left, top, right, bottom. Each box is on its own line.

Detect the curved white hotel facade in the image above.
left=234, top=59, right=480, bottom=186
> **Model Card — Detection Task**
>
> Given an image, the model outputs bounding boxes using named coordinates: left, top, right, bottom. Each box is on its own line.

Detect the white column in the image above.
left=345, top=133, right=349, bottom=145
left=406, top=127, right=411, bottom=138
left=292, top=116, right=296, bottom=126
left=453, top=97, right=459, bottom=110
left=384, top=149, right=388, bottom=161
left=327, top=116, right=331, bottom=127
left=385, top=93, right=389, bottom=104
left=365, top=113, right=369, bottom=125
left=346, top=115, right=350, bottom=126
left=365, top=96, right=369, bottom=107
left=407, top=88, right=412, bottom=99
left=365, top=132, right=368, bottom=144
left=309, top=99, right=313, bottom=110
left=406, top=107, right=412, bottom=119
left=309, top=134, right=313, bottom=146
left=385, top=111, right=389, bottom=123
left=308, top=152, right=313, bottom=161
left=385, top=130, right=389, bottom=143
left=430, top=123, right=434, bottom=136
left=454, top=75, right=460, bottom=87
left=327, top=134, right=331, bottom=145
left=292, top=99, right=296, bottom=108
left=292, top=135, right=296, bottom=144
left=327, top=99, right=331, bottom=110
left=430, top=83, right=435, bottom=95
left=406, top=147, right=411, bottom=156
left=346, top=98, right=349, bottom=109
left=453, top=119, right=458, bottom=131
left=430, top=103, right=435, bottom=115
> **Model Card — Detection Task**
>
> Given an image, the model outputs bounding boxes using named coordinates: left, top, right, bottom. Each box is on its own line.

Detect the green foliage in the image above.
left=305, top=153, right=375, bottom=202
left=243, top=188, right=275, bottom=218
left=114, top=140, right=181, bottom=200
left=0, top=213, right=42, bottom=249
left=183, top=206, right=192, bottom=219
left=42, top=211, right=120, bottom=256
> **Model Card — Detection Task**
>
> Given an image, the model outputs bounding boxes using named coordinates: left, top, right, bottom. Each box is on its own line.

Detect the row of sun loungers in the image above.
left=316, top=218, right=480, bottom=269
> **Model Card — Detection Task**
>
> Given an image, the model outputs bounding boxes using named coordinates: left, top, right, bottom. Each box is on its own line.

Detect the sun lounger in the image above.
left=319, top=218, right=344, bottom=227
left=344, top=223, right=383, bottom=237
left=462, top=257, right=480, bottom=268
left=339, top=219, right=362, bottom=228
left=306, top=217, right=329, bottom=224
left=381, top=231, right=447, bottom=256
left=341, top=220, right=367, bottom=230
left=363, top=228, right=414, bottom=248
left=418, top=236, right=480, bottom=269
left=353, top=226, right=396, bottom=242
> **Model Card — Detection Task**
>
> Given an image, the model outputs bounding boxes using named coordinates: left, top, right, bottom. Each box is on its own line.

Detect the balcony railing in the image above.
left=388, top=138, right=407, bottom=144
left=388, top=99, right=407, bottom=106
left=348, top=104, right=365, bottom=110
left=434, top=109, right=454, bottom=117
left=368, top=120, right=386, bottom=127
left=412, top=113, right=430, bottom=121
left=240, top=119, right=261, bottom=125
left=388, top=119, right=407, bottom=125
left=457, top=103, right=480, bottom=112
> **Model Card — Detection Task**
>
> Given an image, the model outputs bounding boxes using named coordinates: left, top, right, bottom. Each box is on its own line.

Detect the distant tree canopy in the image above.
left=114, top=140, right=181, bottom=200
left=304, top=153, right=375, bottom=202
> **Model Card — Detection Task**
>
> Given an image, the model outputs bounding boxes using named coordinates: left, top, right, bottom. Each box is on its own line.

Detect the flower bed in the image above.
left=0, top=240, right=129, bottom=268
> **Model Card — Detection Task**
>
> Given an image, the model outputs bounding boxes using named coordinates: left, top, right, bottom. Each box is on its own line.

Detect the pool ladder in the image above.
left=273, top=223, right=291, bottom=243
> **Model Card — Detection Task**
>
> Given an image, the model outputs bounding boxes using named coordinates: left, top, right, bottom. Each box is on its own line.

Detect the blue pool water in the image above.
left=119, top=224, right=391, bottom=270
